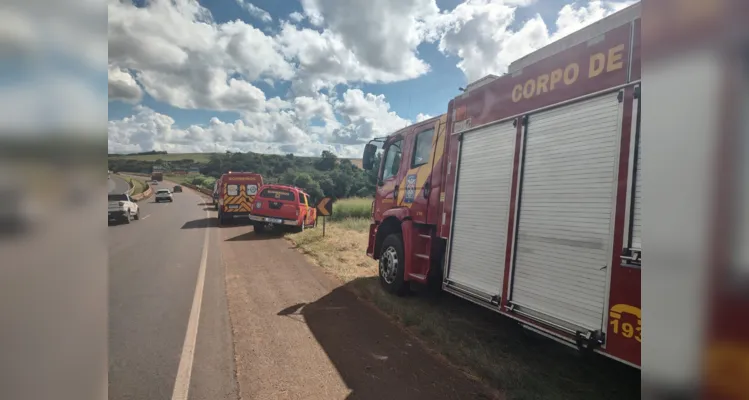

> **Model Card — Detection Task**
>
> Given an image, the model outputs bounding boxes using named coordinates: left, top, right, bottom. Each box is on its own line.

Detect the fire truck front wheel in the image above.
left=379, top=233, right=409, bottom=296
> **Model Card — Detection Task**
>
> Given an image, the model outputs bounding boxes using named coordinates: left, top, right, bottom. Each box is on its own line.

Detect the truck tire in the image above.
left=379, top=233, right=409, bottom=296
left=134, top=209, right=140, bottom=220
left=123, top=211, right=131, bottom=224
left=253, top=222, right=266, bottom=234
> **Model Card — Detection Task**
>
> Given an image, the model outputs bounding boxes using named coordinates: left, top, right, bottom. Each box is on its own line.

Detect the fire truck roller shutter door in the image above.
left=509, top=92, right=622, bottom=333
left=445, top=120, right=517, bottom=300
left=630, top=95, right=642, bottom=250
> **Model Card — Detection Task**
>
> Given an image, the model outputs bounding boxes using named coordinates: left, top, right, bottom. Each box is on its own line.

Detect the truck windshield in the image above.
left=108, top=194, right=128, bottom=202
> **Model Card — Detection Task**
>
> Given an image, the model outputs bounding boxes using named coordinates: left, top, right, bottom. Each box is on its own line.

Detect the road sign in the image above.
left=316, top=197, right=334, bottom=217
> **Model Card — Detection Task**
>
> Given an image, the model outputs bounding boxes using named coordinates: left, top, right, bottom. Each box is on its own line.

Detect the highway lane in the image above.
left=108, top=181, right=237, bottom=400
left=109, top=174, right=131, bottom=194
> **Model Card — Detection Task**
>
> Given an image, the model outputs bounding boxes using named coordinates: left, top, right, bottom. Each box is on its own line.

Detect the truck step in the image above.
left=418, top=234, right=431, bottom=239
left=415, top=253, right=429, bottom=260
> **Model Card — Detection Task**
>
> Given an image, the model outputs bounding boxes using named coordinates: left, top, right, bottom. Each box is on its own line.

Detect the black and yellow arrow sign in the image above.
left=316, top=197, right=334, bottom=217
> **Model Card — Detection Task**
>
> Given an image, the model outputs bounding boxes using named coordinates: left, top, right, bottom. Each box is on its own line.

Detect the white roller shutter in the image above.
left=630, top=95, right=642, bottom=250
left=510, top=93, right=621, bottom=332
left=446, top=121, right=516, bottom=299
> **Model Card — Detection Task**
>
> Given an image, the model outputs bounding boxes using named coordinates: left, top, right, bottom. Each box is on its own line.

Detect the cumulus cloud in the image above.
left=416, top=113, right=434, bottom=122
left=288, top=11, right=305, bottom=23
left=109, top=89, right=416, bottom=156
left=331, top=89, right=410, bottom=145
left=428, top=0, right=633, bottom=83
left=107, top=0, right=637, bottom=155
left=108, top=66, right=142, bottom=103
left=235, top=1, right=272, bottom=23
left=108, top=0, right=292, bottom=112
left=298, top=0, right=436, bottom=78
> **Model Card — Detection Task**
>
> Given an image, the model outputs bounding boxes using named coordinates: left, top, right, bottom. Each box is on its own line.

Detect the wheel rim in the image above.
left=380, top=246, right=398, bottom=284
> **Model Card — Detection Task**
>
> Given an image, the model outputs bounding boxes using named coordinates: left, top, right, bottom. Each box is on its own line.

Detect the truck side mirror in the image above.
left=362, top=143, right=377, bottom=170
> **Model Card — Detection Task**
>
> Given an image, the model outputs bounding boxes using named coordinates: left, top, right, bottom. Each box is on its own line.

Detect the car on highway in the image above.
left=249, top=184, right=316, bottom=233
left=108, top=193, right=139, bottom=224
left=154, top=188, right=173, bottom=203
left=173, top=185, right=182, bottom=193
left=150, top=180, right=159, bottom=185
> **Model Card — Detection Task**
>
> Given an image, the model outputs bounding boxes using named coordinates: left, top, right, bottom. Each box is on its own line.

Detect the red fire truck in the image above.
left=363, top=3, right=642, bottom=367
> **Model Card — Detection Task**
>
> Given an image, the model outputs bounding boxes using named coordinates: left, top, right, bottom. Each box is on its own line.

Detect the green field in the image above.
left=330, top=197, right=371, bottom=221
left=109, top=153, right=213, bottom=162
left=109, top=152, right=363, bottom=168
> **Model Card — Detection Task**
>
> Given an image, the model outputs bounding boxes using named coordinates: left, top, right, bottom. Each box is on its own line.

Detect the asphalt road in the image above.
left=108, top=176, right=495, bottom=400
left=108, top=180, right=237, bottom=400
left=109, top=174, right=131, bottom=194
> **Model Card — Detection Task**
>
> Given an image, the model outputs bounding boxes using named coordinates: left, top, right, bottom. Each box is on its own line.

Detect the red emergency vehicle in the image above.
left=363, top=3, right=642, bottom=367
left=217, top=172, right=263, bottom=225
left=249, top=184, right=317, bottom=233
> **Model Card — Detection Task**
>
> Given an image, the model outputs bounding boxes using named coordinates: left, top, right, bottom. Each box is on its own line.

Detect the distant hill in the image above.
left=108, top=152, right=363, bottom=168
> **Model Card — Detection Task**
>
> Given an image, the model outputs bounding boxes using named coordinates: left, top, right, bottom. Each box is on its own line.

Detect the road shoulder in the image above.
left=221, top=227, right=498, bottom=400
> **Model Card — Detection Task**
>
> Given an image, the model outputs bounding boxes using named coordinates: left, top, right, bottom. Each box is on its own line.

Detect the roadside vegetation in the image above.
left=122, top=176, right=148, bottom=196
left=286, top=201, right=640, bottom=400
left=108, top=150, right=372, bottom=202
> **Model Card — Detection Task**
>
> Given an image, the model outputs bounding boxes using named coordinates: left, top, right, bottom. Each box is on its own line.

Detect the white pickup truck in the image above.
left=108, top=193, right=139, bottom=224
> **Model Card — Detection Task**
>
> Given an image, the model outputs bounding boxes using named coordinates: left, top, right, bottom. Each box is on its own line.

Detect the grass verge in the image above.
left=286, top=219, right=640, bottom=400
left=329, top=197, right=371, bottom=221
left=123, top=176, right=148, bottom=196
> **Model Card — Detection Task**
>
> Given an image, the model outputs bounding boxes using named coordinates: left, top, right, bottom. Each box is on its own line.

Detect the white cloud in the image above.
left=108, top=66, right=143, bottom=103
left=288, top=11, right=305, bottom=23
left=416, top=113, right=433, bottom=122
left=108, top=0, right=292, bottom=112
left=428, top=0, right=634, bottom=83
left=109, top=88, right=417, bottom=157
left=107, top=0, right=638, bottom=155
left=298, top=0, right=436, bottom=79
left=236, top=1, right=272, bottom=23
left=331, top=89, right=410, bottom=145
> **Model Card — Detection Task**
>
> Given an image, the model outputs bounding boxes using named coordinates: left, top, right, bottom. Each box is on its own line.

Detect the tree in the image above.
left=314, top=150, right=338, bottom=171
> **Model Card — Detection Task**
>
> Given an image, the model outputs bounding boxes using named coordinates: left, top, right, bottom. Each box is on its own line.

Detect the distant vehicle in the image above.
left=108, top=193, right=139, bottom=224
left=151, top=171, right=164, bottom=181
left=249, top=184, right=316, bottom=233
left=154, top=188, right=173, bottom=203
left=173, top=185, right=182, bottom=193
left=150, top=180, right=158, bottom=185
left=217, top=172, right=263, bottom=225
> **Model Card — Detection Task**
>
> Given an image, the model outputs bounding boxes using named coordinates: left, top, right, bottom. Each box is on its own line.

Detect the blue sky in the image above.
left=108, top=0, right=632, bottom=156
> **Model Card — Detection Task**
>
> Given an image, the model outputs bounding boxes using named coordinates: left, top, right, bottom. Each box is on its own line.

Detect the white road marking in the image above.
left=141, top=214, right=151, bottom=220
left=170, top=209, right=210, bottom=400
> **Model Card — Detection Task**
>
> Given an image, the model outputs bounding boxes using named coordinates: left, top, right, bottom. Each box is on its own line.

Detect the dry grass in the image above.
left=289, top=220, right=377, bottom=282
left=287, top=219, right=641, bottom=400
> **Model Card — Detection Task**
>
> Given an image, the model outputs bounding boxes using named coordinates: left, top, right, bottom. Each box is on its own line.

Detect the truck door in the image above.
left=373, top=137, right=405, bottom=221
left=404, top=122, right=440, bottom=224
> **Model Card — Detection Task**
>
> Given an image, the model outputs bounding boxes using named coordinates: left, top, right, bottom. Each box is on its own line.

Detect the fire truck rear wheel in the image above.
left=253, top=222, right=266, bottom=234
left=379, top=233, right=409, bottom=296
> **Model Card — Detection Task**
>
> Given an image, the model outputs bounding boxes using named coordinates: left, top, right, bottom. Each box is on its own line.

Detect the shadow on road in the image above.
left=289, top=277, right=641, bottom=400
left=289, top=279, right=497, bottom=400
left=181, top=218, right=218, bottom=229
left=197, top=202, right=213, bottom=206
left=225, top=230, right=283, bottom=241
